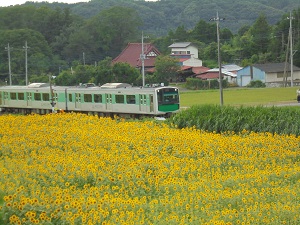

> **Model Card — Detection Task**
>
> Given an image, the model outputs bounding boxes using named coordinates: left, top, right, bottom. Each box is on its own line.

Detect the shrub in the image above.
left=170, top=104, right=300, bottom=135
left=247, top=80, right=266, bottom=88
left=185, top=78, right=228, bottom=90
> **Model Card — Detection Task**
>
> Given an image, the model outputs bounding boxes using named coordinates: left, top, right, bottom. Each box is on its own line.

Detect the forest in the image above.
left=0, top=0, right=299, bottom=86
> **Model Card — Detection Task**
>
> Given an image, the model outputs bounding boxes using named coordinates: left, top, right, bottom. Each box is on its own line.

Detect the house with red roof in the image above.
left=196, top=68, right=237, bottom=83
left=112, top=43, right=160, bottom=73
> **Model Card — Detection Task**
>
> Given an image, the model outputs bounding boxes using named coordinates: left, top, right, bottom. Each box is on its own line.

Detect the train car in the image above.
left=0, top=83, right=180, bottom=117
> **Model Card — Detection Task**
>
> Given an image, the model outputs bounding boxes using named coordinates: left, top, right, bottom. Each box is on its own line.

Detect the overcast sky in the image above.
left=0, top=0, right=91, bottom=7
left=0, top=0, right=158, bottom=7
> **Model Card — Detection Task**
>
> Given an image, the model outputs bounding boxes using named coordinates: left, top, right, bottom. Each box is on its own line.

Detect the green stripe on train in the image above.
left=158, top=104, right=180, bottom=112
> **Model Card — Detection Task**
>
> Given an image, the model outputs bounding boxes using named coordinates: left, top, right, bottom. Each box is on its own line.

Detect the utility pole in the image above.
left=49, top=75, right=55, bottom=113
left=23, top=41, right=29, bottom=85
left=210, top=12, right=225, bottom=106
left=288, top=11, right=294, bottom=87
left=141, top=32, right=148, bottom=87
left=5, top=43, right=12, bottom=86
left=83, top=52, right=85, bottom=65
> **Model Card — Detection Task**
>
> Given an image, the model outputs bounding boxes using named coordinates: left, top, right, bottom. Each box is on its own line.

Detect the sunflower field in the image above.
left=0, top=113, right=300, bottom=225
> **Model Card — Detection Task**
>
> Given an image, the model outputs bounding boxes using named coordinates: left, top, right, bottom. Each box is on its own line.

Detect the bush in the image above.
left=185, top=78, right=228, bottom=90
left=247, top=80, right=266, bottom=88
left=170, top=104, right=300, bottom=136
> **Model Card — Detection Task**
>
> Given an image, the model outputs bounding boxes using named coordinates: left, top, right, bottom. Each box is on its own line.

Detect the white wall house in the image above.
left=169, top=42, right=202, bottom=67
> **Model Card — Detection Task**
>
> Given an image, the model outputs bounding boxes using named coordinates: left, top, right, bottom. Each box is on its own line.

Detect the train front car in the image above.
left=155, top=86, right=180, bottom=116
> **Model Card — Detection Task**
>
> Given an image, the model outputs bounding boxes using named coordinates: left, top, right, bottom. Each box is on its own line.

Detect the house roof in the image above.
left=112, top=43, right=160, bottom=68
left=168, top=42, right=194, bottom=48
left=196, top=68, right=237, bottom=79
left=207, top=68, right=237, bottom=77
left=179, top=58, right=188, bottom=62
left=222, top=64, right=243, bottom=72
left=192, top=66, right=210, bottom=74
left=181, top=66, right=193, bottom=71
left=196, top=72, right=221, bottom=79
left=253, top=63, right=300, bottom=73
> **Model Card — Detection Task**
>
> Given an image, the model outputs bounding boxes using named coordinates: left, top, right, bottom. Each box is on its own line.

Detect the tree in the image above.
left=55, top=57, right=140, bottom=86
left=0, top=29, right=53, bottom=85
left=172, top=25, right=189, bottom=42
left=190, top=20, right=216, bottom=44
left=94, top=57, right=114, bottom=85
left=248, top=13, right=272, bottom=55
left=237, top=25, right=251, bottom=36
left=153, top=55, right=180, bottom=85
left=220, top=28, right=233, bottom=43
left=203, top=42, right=218, bottom=61
left=55, top=70, right=76, bottom=86
left=111, top=62, right=140, bottom=84
left=0, top=6, right=78, bottom=46
left=64, top=6, right=142, bottom=64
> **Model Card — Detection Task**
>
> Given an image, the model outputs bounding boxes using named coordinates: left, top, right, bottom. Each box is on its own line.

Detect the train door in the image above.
left=27, top=92, right=32, bottom=107
left=106, top=94, right=112, bottom=111
left=150, top=94, right=154, bottom=112
left=75, top=93, right=81, bottom=109
left=3, top=92, right=9, bottom=105
left=139, top=94, right=147, bottom=112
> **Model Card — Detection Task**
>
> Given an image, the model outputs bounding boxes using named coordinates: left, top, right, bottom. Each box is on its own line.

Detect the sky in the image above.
left=0, top=0, right=158, bottom=7
left=0, top=0, right=91, bottom=7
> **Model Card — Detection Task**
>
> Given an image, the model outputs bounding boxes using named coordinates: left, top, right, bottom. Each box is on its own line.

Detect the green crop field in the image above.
left=178, top=87, right=300, bottom=107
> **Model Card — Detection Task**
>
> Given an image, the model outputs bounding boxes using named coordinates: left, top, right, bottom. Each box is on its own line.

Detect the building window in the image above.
left=277, top=72, right=290, bottom=78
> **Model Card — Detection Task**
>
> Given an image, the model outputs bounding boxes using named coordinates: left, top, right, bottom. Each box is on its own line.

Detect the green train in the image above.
left=0, top=83, right=180, bottom=117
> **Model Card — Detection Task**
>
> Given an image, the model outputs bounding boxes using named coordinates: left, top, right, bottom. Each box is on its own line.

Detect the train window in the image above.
left=11, top=92, right=17, bottom=100
left=106, top=94, right=112, bottom=104
left=126, top=95, right=135, bottom=104
left=53, top=93, right=58, bottom=101
left=140, top=94, right=147, bottom=105
left=34, top=93, right=41, bottom=101
left=115, top=95, right=125, bottom=104
left=84, top=94, right=92, bottom=103
left=94, top=94, right=102, bottom=103
left=68, top=94, right=73, bottom=102
left=42, top=93, right=50, bottom=101
left=157, top=92, right=162, bottom=103
left=163, top=94, right=178, bottom=103
left=157, top=88, right=179, bottom=105
left=18, top=93, right=24, bottom=100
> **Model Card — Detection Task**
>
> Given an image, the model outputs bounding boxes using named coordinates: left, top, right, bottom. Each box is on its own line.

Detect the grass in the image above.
left=179, top=86, right=300, bottom=107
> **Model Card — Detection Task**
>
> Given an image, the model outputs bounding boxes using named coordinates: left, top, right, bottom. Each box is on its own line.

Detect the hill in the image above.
left=27, top=0, right=300, bottom=36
